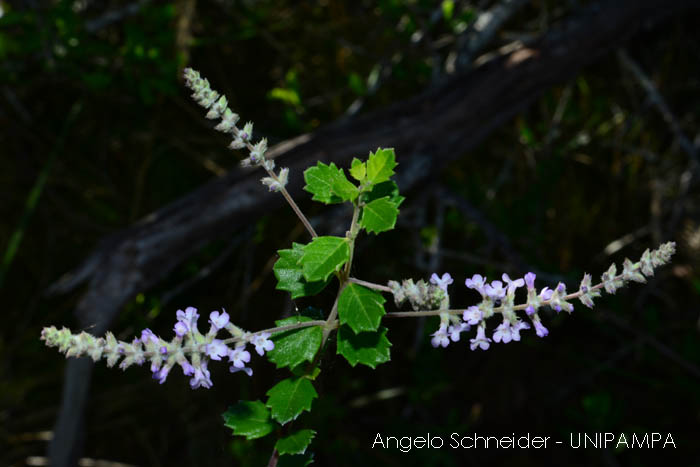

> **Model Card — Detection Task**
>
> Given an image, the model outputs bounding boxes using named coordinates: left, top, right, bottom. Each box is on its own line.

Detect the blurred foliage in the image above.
left=1, top=0, right=700, bottom=466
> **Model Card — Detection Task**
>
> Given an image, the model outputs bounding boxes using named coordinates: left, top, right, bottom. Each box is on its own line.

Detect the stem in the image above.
left=348, top=277, right=392, bottom=293
left=221, top=320, right=332, bottom=345
left=263, top=164, right=318, bottom=238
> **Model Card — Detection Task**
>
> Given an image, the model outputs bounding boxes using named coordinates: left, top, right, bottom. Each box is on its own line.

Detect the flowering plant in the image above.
left=41, top=69, right=676, bottom=464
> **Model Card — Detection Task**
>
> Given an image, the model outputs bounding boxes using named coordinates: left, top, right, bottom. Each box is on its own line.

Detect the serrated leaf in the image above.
left=267, top=316, right=323, bottom=369
left=337, top=325, right=391, bottom=369
left=301, top=236, right=349, bottom=282
left=303, top=162, right=357, bottom=204
left=361, top=180, right=404, bottom=207
left=360, top=197, right=399, bottom=234
left=222, top=400, right=275, bottom=440
left=366, top=148, right=397, bottom=185
left=266, top=377, right=318, bottom=425
left=349, top=158, right=366, bottom=182
left=273, top=243, right=330, bottom=299
left=275, top=429, right=317, bottom=455
left=338, top=283, right=386, bottom=333
left=331, top=174, right=359, bottom=201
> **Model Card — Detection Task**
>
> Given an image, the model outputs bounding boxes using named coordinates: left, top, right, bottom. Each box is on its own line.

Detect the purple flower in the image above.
left=502, top=273, right=525, bottom=296
left=525, top=305, right=536, bottom=316
left=140, top=329, right=159, bottom=345
left=190, top=361, right=213, bottom=389
left=511, top=320, right=530, bottom=341
left=228, top=346, right=251, bottom=369
left=493, top=321, right=514, bottom=343
left=431, top=324, right=450, bottom=348
left=485, top=280, right=506, bottom=299
left=448, top=322, right=470, bottom=342
left=470, top=325, right=491, bottom=351
left=465, top=274, right=487, bottom=295
left=153, top=365, right=171, bottom=384
left=463, top=306, right=483, bottom=325
left=539, top=287, right=553, bottom=301
left=251, top=332, right=274, bottom=356
left=533, top=319, right=549, bottom=338
left=175, top=306, right=200, bottom=335
left=208, top=310, right=230, bottom=331
left=174, top=321, right=188, bottom=338
left=524, top=272, right=536, bottom=290
left=206, top=339, right=229, bottom=361
left=160, top=346, right=169, bottom=355
left=179, top=358, right=195, bottom=376
left=430, top=273, right=454, bottom=293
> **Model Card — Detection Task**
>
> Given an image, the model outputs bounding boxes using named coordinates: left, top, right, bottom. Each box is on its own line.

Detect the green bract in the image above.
left=337, top=325, right=391, bottom=368
left=275, top=429, right=317, bottom=455
left=273, top=243, right=330, bottom=299
left=301, top=236, right=350, bottom=282
left=266, top=376, right=318, bottom=425
left=222, top=401, right=275, bottom=440
left=338, top=283, right=386, bottom=333
left=267, top=316, right=323, bottom=369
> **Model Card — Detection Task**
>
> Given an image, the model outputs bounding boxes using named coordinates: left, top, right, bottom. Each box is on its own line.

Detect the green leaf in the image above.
left=303, top=162, right=357, bottom=204
left=349, top=158, right=366, bottom=182
left=266, top=377, right=318, bottom=425
left=360, top=197, right=399, bottom=234
left=301, top=236, right=349, bottom=282
left=337, top=325, right=391, bottom=369
left=361, top=180, right=405, bottom=207
left=273, top=243, right=330, bottom=299
left=267, top=316, right=323, bottom=369
left=366, top=148, right=397, bottom=185
left=275, top=429, right=317, bottom=455
left=222, top=400, right=275, bottom=440
left=338, top=283, right=386, bottom=333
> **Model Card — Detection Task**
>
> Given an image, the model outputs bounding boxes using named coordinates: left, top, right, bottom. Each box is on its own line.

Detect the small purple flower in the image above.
left=485, top=280, right=506, bottom=299
left=502, top=273, right=525, bottom=296
left=493, top=321, right=514, bottom=343
left=539, top=287, right=553, bottom=301
left=431, top=324, right=450, bottom=348
left=140, top=329, right=159, bottom=345
left=153, top=365, right=171, bottom=384
left=190, top=361, right=213, bottom=389
left=179, top=358, right=195, bottom=376
left=463, top=306, right=483, bottom=325
left=228, top=346, right=251, bottom=369
left=448, top=322, right=470, bottom=342
left=533, top=319, right=549, bottom=338
left=430, top=273, right=454, bottom=293
left=174, top=321, right=188, bottom=338
left=524, top=272, right=536, bottom=290
left=251, top=332, right=274, bottom=356
left=510, top=320, right=530, bottom=341
left=525, top=305, right=536, bottom=316
left=175, top=306, right=200, bottom=335
left=160, top=346, right=169, bottom=355
left=465, top=274, right=487, bottom=295
left=208, top=310, right=230, bottom=331
left=206, top=339, right=230, bottom=361
left=470, top=325, right=491, bottom=351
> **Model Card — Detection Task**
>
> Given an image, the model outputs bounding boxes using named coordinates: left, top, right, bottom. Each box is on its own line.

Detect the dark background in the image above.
left=2, top=0, right=700, bottom=466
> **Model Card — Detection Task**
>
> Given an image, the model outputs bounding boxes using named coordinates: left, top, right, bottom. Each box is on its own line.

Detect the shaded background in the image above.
left=2, top=0, right=700, bottom=465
